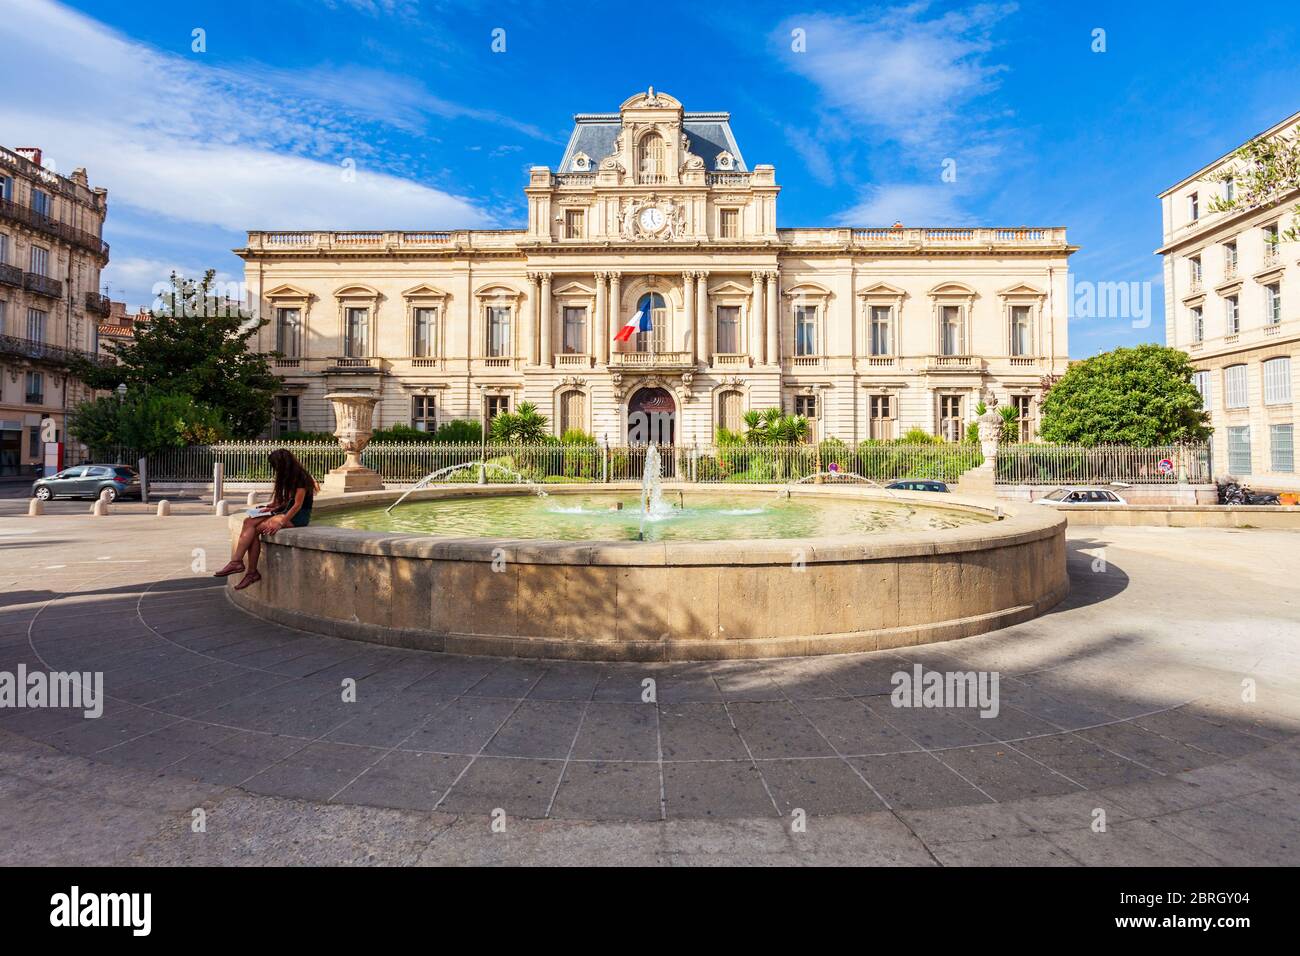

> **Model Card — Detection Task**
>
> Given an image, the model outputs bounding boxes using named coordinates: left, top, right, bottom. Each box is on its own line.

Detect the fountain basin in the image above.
left=226, top=485, right=1068, bottom=661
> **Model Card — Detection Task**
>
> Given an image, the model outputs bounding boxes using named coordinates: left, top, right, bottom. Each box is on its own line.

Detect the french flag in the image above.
left=613, top=307, right=651, bottom=343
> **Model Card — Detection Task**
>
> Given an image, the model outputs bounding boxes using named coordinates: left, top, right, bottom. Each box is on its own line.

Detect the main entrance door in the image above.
left=627, top=387, right=676, bottom=478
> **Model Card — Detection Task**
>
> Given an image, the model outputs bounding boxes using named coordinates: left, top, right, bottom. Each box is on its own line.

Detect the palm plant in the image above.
left=740, top=407, right=809, bottom=445
left=489, top=401, right=550, bottom=443
left=998, top=404, right=1022, bottom=443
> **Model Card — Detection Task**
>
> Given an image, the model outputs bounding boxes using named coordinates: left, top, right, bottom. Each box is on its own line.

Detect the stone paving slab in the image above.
left=0, top=512, right=1298, bottom=864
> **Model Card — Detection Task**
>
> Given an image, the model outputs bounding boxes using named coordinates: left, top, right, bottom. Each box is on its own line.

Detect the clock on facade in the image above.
left=638, top=206, right=666, bottom=233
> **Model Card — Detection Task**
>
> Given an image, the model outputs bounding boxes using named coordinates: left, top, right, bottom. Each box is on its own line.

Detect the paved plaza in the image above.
left=1, top=494, right=1297, bottom=865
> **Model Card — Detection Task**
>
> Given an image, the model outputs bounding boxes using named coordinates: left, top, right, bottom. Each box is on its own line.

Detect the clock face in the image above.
left=638, top=206, right=666, bottom=232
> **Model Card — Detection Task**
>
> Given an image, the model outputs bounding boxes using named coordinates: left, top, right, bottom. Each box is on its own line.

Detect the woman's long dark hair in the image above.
left=269, top=449, right=319, bottom=506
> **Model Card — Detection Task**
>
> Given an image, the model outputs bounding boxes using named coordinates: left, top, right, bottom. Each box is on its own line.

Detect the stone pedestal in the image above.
left=323, top=391, right=384, bottom=494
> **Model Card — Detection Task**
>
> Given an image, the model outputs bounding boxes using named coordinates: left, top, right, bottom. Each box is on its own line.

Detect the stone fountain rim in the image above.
left=232, top=484, right=1063, bottom=567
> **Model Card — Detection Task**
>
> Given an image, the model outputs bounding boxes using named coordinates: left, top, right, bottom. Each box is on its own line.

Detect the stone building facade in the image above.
left=0, top=146, right=110, bottom=476
left=238, top=90, right=1073, bottom=446
left=1159, top=109, right=1299, bottom=491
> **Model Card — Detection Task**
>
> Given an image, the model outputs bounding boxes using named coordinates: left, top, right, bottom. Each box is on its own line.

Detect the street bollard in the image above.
left=215, top=499, right=230, bottom=517
left=28, top=498, right=44, bottom=516
left=156, top=499, right=171, bottom=517
left=92, top=490, right=110, bottom=517
left=246, top=491, right=258, bottom=507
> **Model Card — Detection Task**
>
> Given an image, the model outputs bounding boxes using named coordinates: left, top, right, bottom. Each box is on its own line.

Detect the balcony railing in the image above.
left=706, top=172, right=751, bottom=186
left=608, top=350, right=694, bottom=369
left=711, top=353, right=751, bottom=368
left=0, top=197, right=109, bottom=261
left=786, top=354, right=824, bottom=369
left=1263, top=246, right=1281, bottom=268
left=23, top=272, right=63, bottom=299
left=0, top=263, right=20, bottom=288
left=330, top=356, right=380, bottom=372
left=0, top=333, right=110, bottom=369
left=84, top=291, right=111, bottom=316
left=245, top=230, right=520, bottom=252
left=25, top=393, right=44, bottom=405
left=555, top=352, right=592, bottom=367
left=555, top=174, right=595, bottom=187
left=926, top=355, right=981, bottom=371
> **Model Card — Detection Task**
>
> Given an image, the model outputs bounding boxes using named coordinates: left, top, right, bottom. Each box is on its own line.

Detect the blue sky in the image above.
left=3, top=0, right=1298, bottom=356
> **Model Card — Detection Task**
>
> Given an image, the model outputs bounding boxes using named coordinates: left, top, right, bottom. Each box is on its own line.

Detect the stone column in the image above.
left=609, top=272, right=622, bottom=354
left=751, top=271, right=766, bottom=365
left=683, top=271, right=697, bottom=364
left=539, top=272, right=553, bottom=367
left=765, top=271, right=779, bottom=366
left=696, top=271, right=711, bottom=364
left=523, top=272, right=538, bottom=366
left=595, top=271, right=609, bottom=365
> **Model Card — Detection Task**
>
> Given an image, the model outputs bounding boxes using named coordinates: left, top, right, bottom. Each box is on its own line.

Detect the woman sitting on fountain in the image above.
left=214, top=449, right=319, bottom=590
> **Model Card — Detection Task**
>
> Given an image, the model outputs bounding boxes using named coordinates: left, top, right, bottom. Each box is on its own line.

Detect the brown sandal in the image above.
left=233, top=571, right=262, bottom=590
left=213, top=561, right=245, bottom=578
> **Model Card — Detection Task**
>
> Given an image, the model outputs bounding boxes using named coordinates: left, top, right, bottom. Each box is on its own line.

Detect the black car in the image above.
left=886, top=479, right=950, bottom=493
left=32, top=464, right=141, bottom=502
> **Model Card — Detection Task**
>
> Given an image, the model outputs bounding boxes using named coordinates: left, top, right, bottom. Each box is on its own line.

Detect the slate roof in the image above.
left=558, top=111, right=747, bottom=174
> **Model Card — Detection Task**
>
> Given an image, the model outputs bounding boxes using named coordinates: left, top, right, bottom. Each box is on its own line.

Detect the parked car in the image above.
left=886, top=480, right=950, bottom=493
left=1035, top=487, right=1128, bottom=506
left=31, top=465, right=141, bottom=502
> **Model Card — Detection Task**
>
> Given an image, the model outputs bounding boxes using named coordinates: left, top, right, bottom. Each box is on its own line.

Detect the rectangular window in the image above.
left=273, top=395, right=299, bottom=436
left=26, top=308, right=46, bottom=343
left=1189, top=256, right=1202, bottom=286
left=486, top=395, right=510, bottom=420
left=1013, top=395, right=1033, bottom=441
left=413, top=307, right=436, bottom=357
left=1010, top=305, right=1032, bottom=356
left=939, top=395, right=963, bottom=442
left=486, top=306, right=510, bottom=357
left=344, top=307, right=368, bottom=357
left=1225, top=364, right=1248, bottom=408
left=1263, top=357, right=1292, bottom=405
left=563, top=209, right=584, bottom=239
left=1264, top=222, right=1280, bottom=255
left=1192, top=370, right=1212, bottom=411
left=562, top=306, right=586, bottom=353
left=716, top=305, right=740, bottom=353
left=0, top=300, right=6, bottom=335
left=794, top=306, right=817, bottom=356
left=1188, top=192, right=1199, bottom=220
left=1271, top=424, right=1295, bottom=473
left=1190, top=305, right=1204, bottom=343
left=559, top=389, right=585, bottom=434
left=794, top=395, right=817, bottom=419
left=1227, top=425, right=1251, bottom=474
left=275, top=307, right=301, bottom=358
left=0, top=174, right=12, bottom=201
left=1265, top=283, right=1281, bottom=325
left=1223, top=241, right=1238, bottom=275
left=940, top=305, right=962, bottom=355
left=719, top=208, right=739, bottom=239
left=31, top=188, right=52, bottom=219
left=29, top=245, right=48, bottom=277
left=411, top=395, right=436, bottom=432
left=869, top=305, right=892, bottom=355
left=1223, top=177, right=1235, bottom=202
left=0, top=232, right=8, bottom=265
left=869, top=395, right=894, bottom=440
left=25, top=371, right=43, bottom=404
left=1225, top=295, right=1239, bottom=335
left=29, top=425, right=41, bottom=457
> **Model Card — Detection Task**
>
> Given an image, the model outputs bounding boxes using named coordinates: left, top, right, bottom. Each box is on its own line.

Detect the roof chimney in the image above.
left=15, top=147, right=42, bottom=167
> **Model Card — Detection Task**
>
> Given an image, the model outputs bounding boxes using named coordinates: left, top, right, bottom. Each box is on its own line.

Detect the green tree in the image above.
left=1038, top=345, right=1211, bottom=445
left=69, top=390, right=228, bottom=458
left=1204, top=124, right=1300, bottom=240
left=489, top=401, right=550, bottom=443
left=73, top=270, right=279, bottom=437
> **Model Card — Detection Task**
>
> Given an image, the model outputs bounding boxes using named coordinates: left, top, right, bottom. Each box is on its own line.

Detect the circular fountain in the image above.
left=227, top=445, right=1068, bottom=661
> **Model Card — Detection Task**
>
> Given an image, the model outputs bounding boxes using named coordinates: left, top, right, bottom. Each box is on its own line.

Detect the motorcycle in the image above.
left=1218, top=480, right=1281, bottom=506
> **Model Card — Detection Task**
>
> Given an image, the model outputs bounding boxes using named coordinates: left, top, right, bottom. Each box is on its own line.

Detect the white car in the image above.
left=1035, top=487, right=1129, bottom=506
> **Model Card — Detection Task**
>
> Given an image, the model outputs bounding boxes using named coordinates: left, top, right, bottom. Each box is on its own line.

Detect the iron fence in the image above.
left=90, top=440, right=1210, bottom=487
left=994, top=443, right=1210, bottom=484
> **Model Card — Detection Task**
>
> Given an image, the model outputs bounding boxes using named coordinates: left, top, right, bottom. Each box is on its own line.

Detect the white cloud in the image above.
left=834, top=183, right=966, bottom=227
left=777, top=3, right=1016, bottom=150
left=0, top=0, right=499, bottom=237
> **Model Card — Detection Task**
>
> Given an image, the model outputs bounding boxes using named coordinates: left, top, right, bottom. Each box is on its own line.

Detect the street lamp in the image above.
left=116, top=383, right=127, bottom=402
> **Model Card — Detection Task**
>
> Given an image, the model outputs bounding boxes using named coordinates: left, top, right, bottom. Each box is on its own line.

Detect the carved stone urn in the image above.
left=322, top=391, right=384, bottom=494
left=977, top=402, right=1002, bottom=459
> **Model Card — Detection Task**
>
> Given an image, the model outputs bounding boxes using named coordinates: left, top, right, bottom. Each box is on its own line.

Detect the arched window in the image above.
left=635, top=293, right=667, bottom=352
left=718, top=389, right=744, bottom=435
left=638, top=132, right=665, bottom=184
left=559, top=389, right=586, bottom=435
